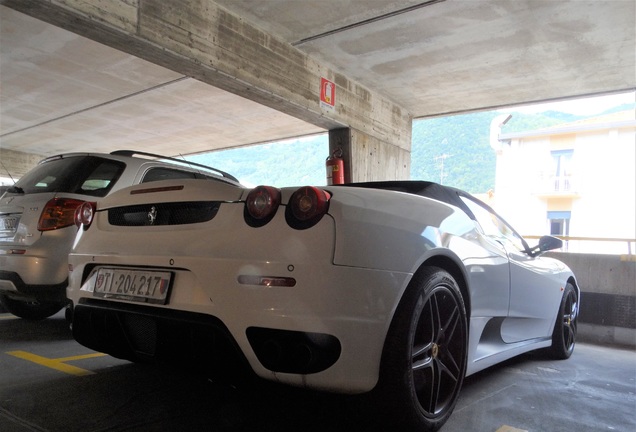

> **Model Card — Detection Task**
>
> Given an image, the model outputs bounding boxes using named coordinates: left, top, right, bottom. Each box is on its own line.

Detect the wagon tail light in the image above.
left=37, top=198, right=86, bottom=231
left=75, top=201, right=96, bottom=229
left=244, top=186, right=330, bottom=230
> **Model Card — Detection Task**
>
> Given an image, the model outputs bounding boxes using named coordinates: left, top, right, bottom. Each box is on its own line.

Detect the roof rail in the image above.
left=110, top=150, right=239, bottom=183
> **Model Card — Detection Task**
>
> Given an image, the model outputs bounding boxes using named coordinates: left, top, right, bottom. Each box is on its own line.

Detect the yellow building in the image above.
left=491, top=110, right=636, bottom=254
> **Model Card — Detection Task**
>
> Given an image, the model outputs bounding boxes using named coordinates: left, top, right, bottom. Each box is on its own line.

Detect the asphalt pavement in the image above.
left=1, top=310, right=634, bottom=432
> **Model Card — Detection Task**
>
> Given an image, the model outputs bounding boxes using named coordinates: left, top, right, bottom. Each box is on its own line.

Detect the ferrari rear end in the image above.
left=67, top=179, right=414, bottom=393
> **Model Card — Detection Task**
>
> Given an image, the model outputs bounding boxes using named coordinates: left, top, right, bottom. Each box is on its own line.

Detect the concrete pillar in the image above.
left=329, top=127, right=411, bottom=183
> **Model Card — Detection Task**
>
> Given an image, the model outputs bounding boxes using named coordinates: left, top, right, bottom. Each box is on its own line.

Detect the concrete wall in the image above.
left=546, top=252, right=636, bottom=348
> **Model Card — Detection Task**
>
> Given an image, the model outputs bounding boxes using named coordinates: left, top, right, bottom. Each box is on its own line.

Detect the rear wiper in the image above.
left=7, top=186, right=24, bottom=194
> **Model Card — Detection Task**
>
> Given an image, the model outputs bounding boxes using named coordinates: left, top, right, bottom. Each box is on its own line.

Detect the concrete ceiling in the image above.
left=0, top=5, right=325, bottom=157
left=1, top=0, right=634, bottom=158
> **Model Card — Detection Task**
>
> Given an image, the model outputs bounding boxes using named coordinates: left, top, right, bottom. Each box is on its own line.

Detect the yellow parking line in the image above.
left=496, top=426, right=528, bottom=432
left=0, top=314, right=18, bottom=320
left=7, top=350, right=106, bottom=376
left=56, top=352, right=107, bottom=362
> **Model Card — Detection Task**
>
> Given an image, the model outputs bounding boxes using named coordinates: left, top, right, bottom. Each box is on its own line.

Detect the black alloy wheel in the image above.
left=377, top=267, right=468, bottom=431
left=549, top=282, right=578, bottom=359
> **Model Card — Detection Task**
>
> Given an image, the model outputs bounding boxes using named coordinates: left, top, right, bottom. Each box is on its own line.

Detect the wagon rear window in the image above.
left=13, top=156, right=125, bottom=197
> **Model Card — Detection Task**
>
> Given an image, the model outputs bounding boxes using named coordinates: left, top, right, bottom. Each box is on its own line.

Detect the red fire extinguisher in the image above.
left=326, top=148, right=345, bottom=185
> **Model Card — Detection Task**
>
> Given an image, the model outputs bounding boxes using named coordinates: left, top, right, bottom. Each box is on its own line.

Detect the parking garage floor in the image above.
left=1, top=310, right=634, bottom=432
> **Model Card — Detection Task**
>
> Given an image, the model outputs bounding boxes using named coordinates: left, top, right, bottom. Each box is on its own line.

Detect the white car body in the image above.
left=0, top=151, right=238, bottom=319
left=67, top=179, right=579, bottom=430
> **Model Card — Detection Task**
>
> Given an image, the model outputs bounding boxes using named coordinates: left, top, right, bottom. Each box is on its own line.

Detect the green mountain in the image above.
left=188, top=103, right=633, bottom=192
left=410, top=110, right=581, bottom=193
left=187, top=136, right=329, bottom=187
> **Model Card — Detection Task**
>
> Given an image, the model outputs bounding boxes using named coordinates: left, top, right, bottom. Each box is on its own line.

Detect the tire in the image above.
left=0, top=295, right=64, bottom=320
left=376, top=267, right=468, bottom=432
left=548, top=282, right=578, bottom=359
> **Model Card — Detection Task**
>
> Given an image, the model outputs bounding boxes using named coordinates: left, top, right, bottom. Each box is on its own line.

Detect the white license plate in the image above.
left=93, top=268, right=172, bottom=304
left=0, top=216, right=19, bottom=231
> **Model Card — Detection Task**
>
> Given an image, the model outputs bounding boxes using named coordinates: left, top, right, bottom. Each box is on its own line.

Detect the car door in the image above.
left=504, top=248, right=565, bottom=342
left=459, top=197, right=511, bottom=320
left=461, top=196, right=563, bottom=343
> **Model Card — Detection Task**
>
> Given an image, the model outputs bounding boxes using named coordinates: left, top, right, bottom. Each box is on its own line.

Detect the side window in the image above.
left=461, top=197, right=525, bottom=252
left=141, top=168, right=197, bottom=183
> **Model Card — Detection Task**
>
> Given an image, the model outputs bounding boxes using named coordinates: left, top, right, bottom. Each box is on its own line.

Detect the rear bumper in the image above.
left=0, top=230, right=73, bottom=299
left=67, top=258, right=410, bottom=394
left=0, top=270, right=67, bottom=302
left=71, top=299, right=253, bottom=379
left=71, top=299, right=342, bottom=380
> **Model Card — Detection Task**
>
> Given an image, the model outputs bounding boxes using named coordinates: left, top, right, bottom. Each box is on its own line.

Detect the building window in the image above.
left=551, top=150, right=574, bottom=192
left=547, top=211, right=571, bottom=236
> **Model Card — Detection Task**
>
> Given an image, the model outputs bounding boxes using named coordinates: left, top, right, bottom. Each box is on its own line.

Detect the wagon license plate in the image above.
left=0, top=216, right=19, bottom=233
left=93, top=268, right=172, bottom=304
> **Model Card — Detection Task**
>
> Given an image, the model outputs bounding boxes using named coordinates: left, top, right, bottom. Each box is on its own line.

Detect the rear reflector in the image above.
left=238, top=275, right=296, bottom=287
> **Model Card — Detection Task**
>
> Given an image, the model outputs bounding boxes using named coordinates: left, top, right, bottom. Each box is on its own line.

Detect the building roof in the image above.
left=499, top=109, right=636, bottom=140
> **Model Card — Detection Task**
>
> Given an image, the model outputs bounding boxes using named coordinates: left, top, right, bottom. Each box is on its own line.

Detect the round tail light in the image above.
left=245, top=186, right=281, bottom=227
left=75, top=201, right=96, bottom=229
left=286, top=186, right=330, bottom=230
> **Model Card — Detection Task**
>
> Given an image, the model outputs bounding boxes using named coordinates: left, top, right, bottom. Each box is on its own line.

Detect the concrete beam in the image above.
left=3, top=0, right=412, bottom=156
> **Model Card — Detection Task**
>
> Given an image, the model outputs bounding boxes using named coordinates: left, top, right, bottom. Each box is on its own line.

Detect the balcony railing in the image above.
left=534, top=174, right=577, bottom=196
left=534, top=172, right=578, bottom=197
left=552, top=175, right=573, bottom=192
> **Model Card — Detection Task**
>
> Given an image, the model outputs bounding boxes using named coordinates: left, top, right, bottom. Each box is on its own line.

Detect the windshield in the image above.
left=13, top=156, right=125, bottom=197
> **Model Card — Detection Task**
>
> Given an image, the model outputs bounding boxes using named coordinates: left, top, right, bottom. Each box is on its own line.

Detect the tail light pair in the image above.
left=39, top=187, right=327, bottom=231
left=245, top=186, right=330, bottom=229
left=35, top=198, right=96, bottom=231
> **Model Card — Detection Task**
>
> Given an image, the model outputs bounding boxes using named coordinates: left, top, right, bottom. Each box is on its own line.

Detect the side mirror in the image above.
left=538, top=235, right=563, bottom=252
